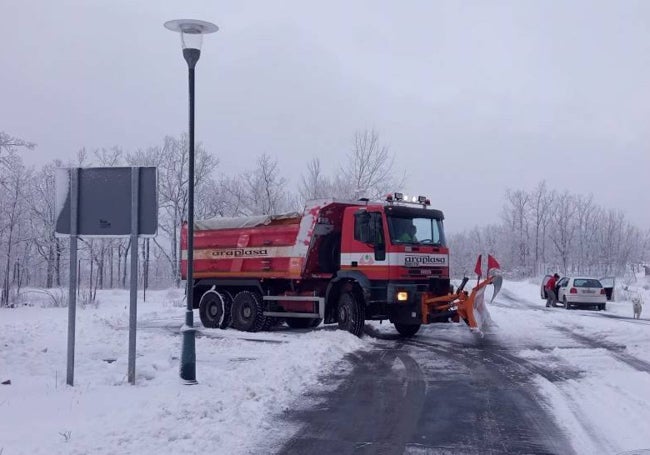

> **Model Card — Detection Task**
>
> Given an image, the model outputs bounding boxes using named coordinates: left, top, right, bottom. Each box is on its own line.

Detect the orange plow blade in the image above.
left=421, top=274, right=502, bottom=332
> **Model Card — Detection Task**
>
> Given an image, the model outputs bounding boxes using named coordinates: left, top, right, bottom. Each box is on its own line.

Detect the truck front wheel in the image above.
left=394, top=323, right=421, bottom=337
left=232, top=291, right=266, bottom=332
left=337, top=292, right=365, bottom=337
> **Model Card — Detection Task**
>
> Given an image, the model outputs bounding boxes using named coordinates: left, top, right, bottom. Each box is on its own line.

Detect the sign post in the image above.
left=128, top=168, right=140, bottom=384
left=66, top=168, right=79, bottom=386
left=56, top=167, right=157, bottom=386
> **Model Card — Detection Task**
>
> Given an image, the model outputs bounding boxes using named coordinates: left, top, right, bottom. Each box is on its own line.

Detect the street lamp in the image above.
left=164, top=18, right=218, bottom=384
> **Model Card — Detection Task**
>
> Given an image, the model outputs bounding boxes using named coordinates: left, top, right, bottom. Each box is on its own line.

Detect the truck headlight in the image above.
left=397, top=291, right=408, bottom=301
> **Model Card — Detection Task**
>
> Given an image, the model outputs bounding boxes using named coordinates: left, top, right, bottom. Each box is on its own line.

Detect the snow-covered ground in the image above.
left=489, top=277, right=650, bottom=455
left=1, top=277, right=650, bottom=454
left=0, top=288, right=365, bottom=455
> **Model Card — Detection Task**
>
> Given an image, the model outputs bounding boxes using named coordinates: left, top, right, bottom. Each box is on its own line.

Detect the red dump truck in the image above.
left=180, top=194, right=492, bottom=337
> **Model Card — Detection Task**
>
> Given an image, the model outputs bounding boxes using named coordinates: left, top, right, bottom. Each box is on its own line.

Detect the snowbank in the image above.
left=0, top=289, right=365, bottom=455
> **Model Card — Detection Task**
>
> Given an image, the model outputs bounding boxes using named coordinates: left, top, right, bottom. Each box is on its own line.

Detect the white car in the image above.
left=556, top=276, right=607, bottom=310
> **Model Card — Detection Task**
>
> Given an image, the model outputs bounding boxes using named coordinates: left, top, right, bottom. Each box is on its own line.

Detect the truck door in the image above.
left=340, top=210, right=387, bottom=278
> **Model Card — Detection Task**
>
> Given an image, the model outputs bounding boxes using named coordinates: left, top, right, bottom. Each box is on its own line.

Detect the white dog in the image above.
left=632, top=296, right=643, bottom=319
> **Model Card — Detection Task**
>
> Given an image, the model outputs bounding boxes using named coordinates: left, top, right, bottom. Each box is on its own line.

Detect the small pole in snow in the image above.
left=127, top=167, right=139, bottom=385
left=66, top=168, right=79, bottom=386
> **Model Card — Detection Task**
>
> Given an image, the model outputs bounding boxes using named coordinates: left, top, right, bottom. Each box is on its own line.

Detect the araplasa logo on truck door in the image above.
left=404, top=254, right=448, bottom=267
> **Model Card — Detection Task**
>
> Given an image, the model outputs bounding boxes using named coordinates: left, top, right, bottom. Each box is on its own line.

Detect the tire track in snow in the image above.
left=398, top=336, right=577, bottom=455
left=497, top=287, right=650, bottom=327
left=292, top=328, right=578, bottom=454
left=278, top=347, right=426, bottom=455
left=553, top=326, right=650, bottom=373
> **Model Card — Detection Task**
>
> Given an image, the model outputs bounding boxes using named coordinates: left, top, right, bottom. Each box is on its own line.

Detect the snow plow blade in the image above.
left=421, top=274, right=501, bottom=332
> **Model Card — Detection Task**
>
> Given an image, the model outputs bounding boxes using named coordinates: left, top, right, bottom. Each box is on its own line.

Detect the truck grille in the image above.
left=406, top=267, right=444, bottom=277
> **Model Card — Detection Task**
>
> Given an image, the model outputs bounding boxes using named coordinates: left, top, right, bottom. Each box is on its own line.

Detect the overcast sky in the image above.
left=2, top=0, right=649, bottom=232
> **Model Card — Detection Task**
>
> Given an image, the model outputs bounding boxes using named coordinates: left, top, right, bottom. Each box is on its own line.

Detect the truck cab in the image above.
left=335, top=193, right=450, bottom=334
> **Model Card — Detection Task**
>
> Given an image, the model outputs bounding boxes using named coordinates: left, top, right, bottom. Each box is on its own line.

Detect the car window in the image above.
left=573, top=279, right=602, bottom=288
left=600, top=277, right=614, bottom=287
left=558, top=278, right=568, bottom=286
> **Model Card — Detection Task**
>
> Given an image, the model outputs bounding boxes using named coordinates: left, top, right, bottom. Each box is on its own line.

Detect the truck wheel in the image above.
left=394, top=323, right=421, bottom=337
left=286, top=318, right=321, bottom=329
left=337, top=292, right=365, bottom=337
left=261, top=316, right=279, bottom=331
left=199, top=291, right=225, bottom=329
left=232, top=291, right=266, bottom=332
left=216, top=290, right=233, bottom=329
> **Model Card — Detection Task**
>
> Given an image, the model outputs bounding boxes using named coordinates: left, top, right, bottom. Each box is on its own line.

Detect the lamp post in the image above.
left=164, top=18, right=218, bottom=384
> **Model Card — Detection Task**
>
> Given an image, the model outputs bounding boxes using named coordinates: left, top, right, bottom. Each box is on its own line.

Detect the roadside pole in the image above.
left=66, top=168, right=79, bottom=386
left=128, top=168, right=140, bottom=385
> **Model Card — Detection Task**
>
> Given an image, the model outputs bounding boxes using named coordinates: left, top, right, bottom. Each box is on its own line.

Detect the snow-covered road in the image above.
left=1, top=279, right=650, bottom=454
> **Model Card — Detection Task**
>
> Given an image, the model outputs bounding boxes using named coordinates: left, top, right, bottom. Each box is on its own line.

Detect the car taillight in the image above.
left=600, top=289, right=606, bottom=295
left=570, top=287, right=577, bottom=294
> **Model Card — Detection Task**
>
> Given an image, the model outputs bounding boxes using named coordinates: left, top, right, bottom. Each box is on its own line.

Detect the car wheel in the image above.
left=563, top=296, right=569, bottom=310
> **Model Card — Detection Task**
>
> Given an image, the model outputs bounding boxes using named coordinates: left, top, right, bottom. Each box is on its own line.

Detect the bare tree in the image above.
left=0, top=131, right=35, bottom=165
left=242, top=153, right=288, bottom=215
left=502, top=189, right=531, bottom=272
left=572, top=194, right=596, bottom=273
left=26, top=162, right=62, bottom=287
left=529, top=181, right=555, bottom=273
left=210, top=175, right=250, bottom=217
left=549, top=191, right=577, bottom=274
left=299, top=157, right=334, bottom=203
left=0, top=154, right=32, bottom=305
left=338, top=129, right=404, bottom=200
left=94, top=146, right=123, bottom=166
left=154, top=134, right=218, bottom=286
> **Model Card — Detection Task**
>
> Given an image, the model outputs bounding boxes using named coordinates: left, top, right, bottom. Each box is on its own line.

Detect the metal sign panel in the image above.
left=55, top=167, right=157, bottom=237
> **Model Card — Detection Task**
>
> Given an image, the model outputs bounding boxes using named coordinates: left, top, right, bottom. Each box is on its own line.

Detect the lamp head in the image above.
left=164, top=19, right=218, bottom=51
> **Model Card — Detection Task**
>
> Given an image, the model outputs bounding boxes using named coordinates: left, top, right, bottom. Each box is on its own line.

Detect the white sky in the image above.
left=2, top=0, right=650, bottom=232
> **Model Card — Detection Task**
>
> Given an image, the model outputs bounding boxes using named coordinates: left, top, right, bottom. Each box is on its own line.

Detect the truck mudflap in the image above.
left=420, top=273, right=502, bottom=332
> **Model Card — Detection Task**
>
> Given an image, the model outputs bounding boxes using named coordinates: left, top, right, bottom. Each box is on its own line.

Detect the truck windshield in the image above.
left=387, top=215, right=446, bottom=246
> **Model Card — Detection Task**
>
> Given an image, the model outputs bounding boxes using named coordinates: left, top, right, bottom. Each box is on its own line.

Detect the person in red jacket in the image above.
left=545, top=273, right=560, bottom=307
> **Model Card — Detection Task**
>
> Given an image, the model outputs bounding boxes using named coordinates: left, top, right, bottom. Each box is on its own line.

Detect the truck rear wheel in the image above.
left=394, top=323, right=421, bottom=337
left=199, top=291, right=226, bottom=329
left=216, top=290, right=233, bottom=329
left=337, top=292, right=365, bottom=337
left=286, top=318, right=322, bottom=329
left=232, top=291, right=266, bottom=332
left=262, top=316, right=280, bottom=331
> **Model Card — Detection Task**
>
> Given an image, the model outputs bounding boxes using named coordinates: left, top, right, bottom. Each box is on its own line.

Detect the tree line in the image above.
left=0, top=129, right=401, bottom=306
left=448, top=181, right=650, bottom=279
left=1, top=130, right=648, bottom=306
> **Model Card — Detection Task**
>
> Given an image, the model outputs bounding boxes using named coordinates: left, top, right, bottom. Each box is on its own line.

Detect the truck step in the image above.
left=263, top=311, right=321, bottom=318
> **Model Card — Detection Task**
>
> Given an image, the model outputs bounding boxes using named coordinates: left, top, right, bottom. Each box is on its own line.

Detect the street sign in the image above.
left=55, top=167, right=157, bottom=237
left=56, top=167, right=157, bottom=386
